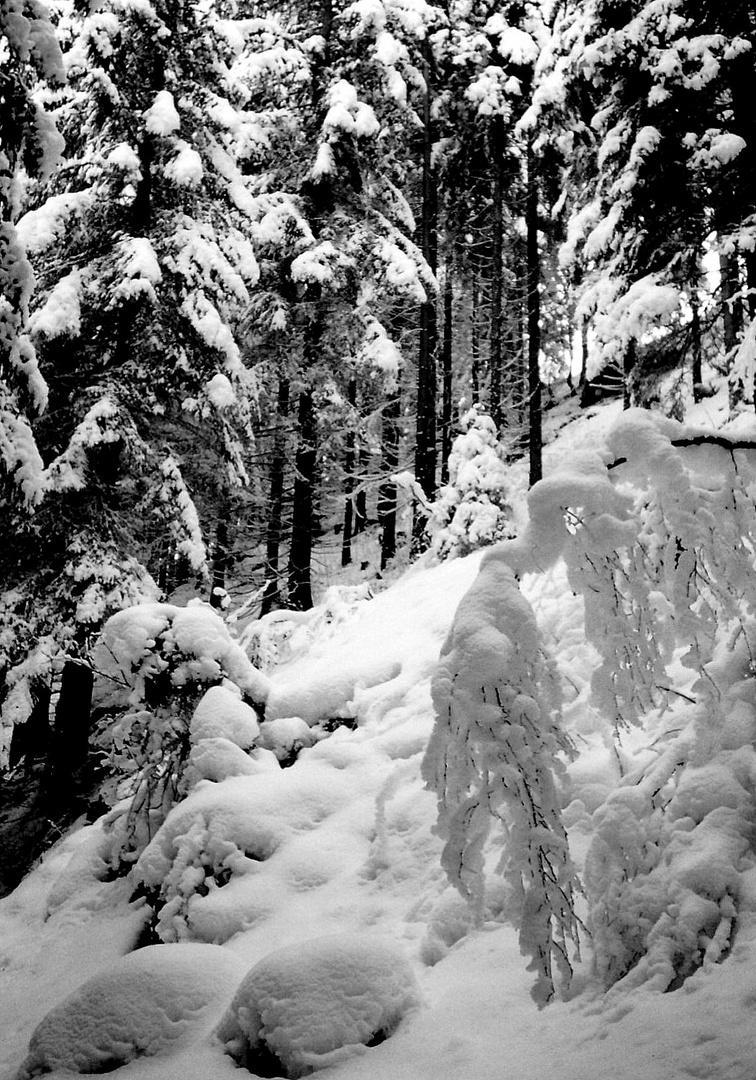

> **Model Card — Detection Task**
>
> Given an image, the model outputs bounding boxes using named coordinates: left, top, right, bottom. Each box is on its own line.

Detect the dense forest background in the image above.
left=3, top=0, right=756, bottom=888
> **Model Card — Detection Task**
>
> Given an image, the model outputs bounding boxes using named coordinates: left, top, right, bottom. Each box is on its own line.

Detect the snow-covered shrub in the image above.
left=16, top=943, right=245, bottom=1077
left=131, top=763, right=350, bottom=942
left=585, top=655, right=756, bottom=993
left=422, top=552, right=581, bottom=1005
left=92, top=602, right=270, bottom=865
left=215, top=934, right=420, bottom=1077
left=180, top=683, right=269, bottom=787
left=551, top=411, right=756, bottom=990
left=241, top=583, right=372, bottom=673
left=467, top=406, right=756, bottom=995
left=427, top=406, right=514, bottom=560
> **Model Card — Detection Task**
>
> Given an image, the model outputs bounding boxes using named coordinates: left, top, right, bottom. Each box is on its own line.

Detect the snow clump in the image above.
left=215, top=934, right=421, bottom=1077
left=16, top=943, right=246, bottom=1077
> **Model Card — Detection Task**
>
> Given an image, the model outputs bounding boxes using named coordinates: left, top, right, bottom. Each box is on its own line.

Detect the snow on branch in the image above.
left=426, top=405, right=756, bottom=999
left=422, top=555, right=581, bottom=1006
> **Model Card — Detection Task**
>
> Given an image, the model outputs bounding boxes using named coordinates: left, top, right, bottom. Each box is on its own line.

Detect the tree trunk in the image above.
left=260, top=376, right=290, bottom=616
left=526, top=144, right=542, bottom=488
left=471, top=270, right=481, bottom=403
left=8, top=684, right=51, bottom=770
left=489, top=116, right=504, bottom=430
left=379, top=392, right=400, bottom=570
left=691, top=301, right=703, bottom=403
left=288, top=383, right=317, bottom=610
left=721, top=251, right=742, bottom=358
left=441, top=259, right=454, bottom=484
left=623, top=338, right=637, bottom=410
left=414, top=36, right=438, bottom=543
left=578, top=318, right=588, bottom=396
left=354, top=447, right=368, bottom=534
left=209, top=504, right=230, bottom=608
left=341, top=376, right=357, bottom=567
left=43, top=660, right=94, bottom=807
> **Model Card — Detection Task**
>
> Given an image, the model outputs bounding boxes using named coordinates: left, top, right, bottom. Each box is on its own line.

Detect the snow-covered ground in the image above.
left=2, top=392, right=756, bottom=1080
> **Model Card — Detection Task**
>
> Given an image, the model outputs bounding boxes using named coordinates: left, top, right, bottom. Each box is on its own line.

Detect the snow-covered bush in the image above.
left=16, top=943, right=245, bottom=1077
left=450, top=406, right=756, bottom=996
left=240, top=583, right=372, bottom=673
left=92, top=602, right=270, bottom=865
left=215, top=934, right=420, bottom=1077
left=568, top=411, right=756, bottom=992
left=427, top=406, right=514, bottom=560
left=422, top=552, right=581, bottom=1005
left=131, top=762, right=350, bottom=942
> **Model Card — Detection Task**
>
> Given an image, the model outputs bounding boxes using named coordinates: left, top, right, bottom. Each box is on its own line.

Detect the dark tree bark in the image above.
left=261, top=375, right=290, bottom=615
left=341, top=376, right=358, bottom=567
left=355, top=447, right=368, bottom=534
left=8, top=684, right=51, bottom=770
left=578, top=317, right=588, bottom=396
left=623, top=338, right=636, bottom=411
left=440, top=259, right=454, bottom=484
left=288, top=378, right=317, bottom=611
left=43, top=660, right=94, bottom=807
left=414, top=36, right=438, bottom=540
left=471, top=270, right=481, bottom=403
left=489, top=116, right=505, bottom=430
left=721, top=252, right=742, bottom=360
left=209, top=504, right=230, bottom=608
left=379, top=391, right=400, bottom=570
left=691, top=300, right=703, bottom=403
left=526, top=144, right=542, bottom=488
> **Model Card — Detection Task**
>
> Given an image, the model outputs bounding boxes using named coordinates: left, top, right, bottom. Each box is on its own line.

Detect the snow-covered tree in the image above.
left=0, top=0, right=65, bottom=773
left=427, top=405, right=514, bottom=560
left=422, top=550, right=581, bottom=1005
left=0, top=0, right=63, bottom=513
left=231, top=2, right=433, bottom=605
left=552, top=0, right=755, bottom=406
left=92, top=601, right=269, bottom=866
left=430, top=406, right=756, bottom=999
left=1, top=0, right=265, bottom=778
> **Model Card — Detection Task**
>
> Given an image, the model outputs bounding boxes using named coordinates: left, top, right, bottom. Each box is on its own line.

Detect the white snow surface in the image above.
left=190, top=685, right=259, bottom=748
left=16, top=944, right=245, bottom=1078
left=215, top=934, right=420, bottom=1077
left=3, top=400, right=756, bottom=1080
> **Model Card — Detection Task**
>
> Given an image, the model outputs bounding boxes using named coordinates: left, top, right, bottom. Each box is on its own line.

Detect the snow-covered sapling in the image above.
left=92, top=601, right=269, bottom=866
left=422, top=551, right=581, bottom=1005
left=427, top=406, right=514, bottom=560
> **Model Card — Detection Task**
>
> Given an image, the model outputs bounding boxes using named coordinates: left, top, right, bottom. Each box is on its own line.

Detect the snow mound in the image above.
left=257, top=716, right=317, bottom=762
left=264, top=554, right=482, bottom=725
left=16, top=943, right=246, bottom=1077
left=134, top=764, right=353, bottom=942
left=215, top=934, right=421, bottom=1077
left=190, top=684, right=260, bottom=746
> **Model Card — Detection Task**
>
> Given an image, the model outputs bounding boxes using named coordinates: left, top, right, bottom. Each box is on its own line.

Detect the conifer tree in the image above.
left=1, top=0, right=262, bottom=773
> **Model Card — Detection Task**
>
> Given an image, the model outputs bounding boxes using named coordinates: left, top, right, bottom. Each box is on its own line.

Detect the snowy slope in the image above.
left=2, top=397, right=756, bottom=1080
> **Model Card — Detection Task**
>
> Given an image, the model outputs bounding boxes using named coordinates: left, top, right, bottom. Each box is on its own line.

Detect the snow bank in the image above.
left=215, top=934, right=420, bottom=1077
left=16, top=944, right=246, bottom=1077
left=264, top=555, right=483, bottom=725
left=133, top=762, right=354, bottom=942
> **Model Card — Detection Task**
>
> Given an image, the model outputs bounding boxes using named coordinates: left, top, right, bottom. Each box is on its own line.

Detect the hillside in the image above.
left=2, top=388, right=756, bottom=1080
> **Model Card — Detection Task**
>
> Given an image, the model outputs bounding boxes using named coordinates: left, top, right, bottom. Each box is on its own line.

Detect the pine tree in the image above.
left=1, top=0, right=262, bottom=776
left=553, top=0, right=755, bottom=407
left=235, top=1, right=433, bottom=602
left=0, top=0, right=64, bottom=512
